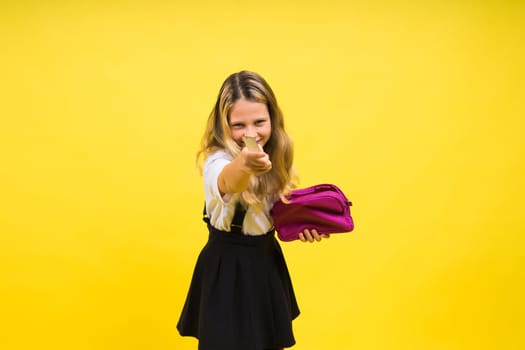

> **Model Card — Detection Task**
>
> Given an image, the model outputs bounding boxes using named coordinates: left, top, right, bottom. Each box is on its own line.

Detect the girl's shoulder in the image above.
left=205, top=149, right=233, bottom=164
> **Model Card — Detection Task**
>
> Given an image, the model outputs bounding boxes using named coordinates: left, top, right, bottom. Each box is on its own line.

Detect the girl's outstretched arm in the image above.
left=218, top=148, right=272, bottom=195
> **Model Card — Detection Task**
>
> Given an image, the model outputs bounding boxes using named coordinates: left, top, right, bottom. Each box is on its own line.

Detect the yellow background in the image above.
left=1, top=1, right=524, bottom=349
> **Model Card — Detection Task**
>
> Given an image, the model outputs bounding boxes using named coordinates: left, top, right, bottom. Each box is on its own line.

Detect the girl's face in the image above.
left=228, top=98, right=272, bottom=149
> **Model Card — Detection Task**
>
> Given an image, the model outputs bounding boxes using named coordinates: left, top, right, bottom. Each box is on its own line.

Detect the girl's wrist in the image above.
left=236, top=153, right=254, bottom=176
left=240, top=164, right=253, bottom=176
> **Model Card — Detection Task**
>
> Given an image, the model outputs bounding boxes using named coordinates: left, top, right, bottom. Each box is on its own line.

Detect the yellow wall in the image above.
left=1, top=1, right=523, bottom=349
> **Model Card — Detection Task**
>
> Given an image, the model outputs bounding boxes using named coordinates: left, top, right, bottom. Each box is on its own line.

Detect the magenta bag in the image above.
left=270, top=184, right=354, bottom=242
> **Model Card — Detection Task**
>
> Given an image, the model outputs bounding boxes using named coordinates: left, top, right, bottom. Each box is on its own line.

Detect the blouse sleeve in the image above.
left=202, top=150, right=238, bottom=231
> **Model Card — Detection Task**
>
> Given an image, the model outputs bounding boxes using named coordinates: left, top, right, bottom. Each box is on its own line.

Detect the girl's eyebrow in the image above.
left=230, top=121, right=244, bottom=126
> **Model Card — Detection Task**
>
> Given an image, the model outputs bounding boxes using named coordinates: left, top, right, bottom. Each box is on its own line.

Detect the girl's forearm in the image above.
left=218, top=155, right=252, bottom=194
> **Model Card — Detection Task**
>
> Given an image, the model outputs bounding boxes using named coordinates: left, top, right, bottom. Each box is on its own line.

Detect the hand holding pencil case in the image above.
left=270, top=184, right=355, bottom=242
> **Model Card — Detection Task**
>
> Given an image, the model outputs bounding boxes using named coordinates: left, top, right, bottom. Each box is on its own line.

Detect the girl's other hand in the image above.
left=298, top=229, right=330, bottom=243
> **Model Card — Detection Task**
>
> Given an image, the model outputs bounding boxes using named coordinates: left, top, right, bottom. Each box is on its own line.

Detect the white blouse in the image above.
left=203, top=150, right=274, bottom=235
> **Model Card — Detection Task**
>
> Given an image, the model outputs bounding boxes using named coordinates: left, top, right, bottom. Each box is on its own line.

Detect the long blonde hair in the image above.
left=197, top=71, right=296, bottom=207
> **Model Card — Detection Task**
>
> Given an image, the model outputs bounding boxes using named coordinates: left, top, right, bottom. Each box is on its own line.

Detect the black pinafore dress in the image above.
left=177, top=203, right=300, bottom=350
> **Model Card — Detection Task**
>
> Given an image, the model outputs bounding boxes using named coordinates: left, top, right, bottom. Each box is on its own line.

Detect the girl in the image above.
left=177, top=71, right=328, bottom=350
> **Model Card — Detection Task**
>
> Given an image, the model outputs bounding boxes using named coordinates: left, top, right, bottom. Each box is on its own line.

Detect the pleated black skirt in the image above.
left=177, top=224, right=300, bottom=350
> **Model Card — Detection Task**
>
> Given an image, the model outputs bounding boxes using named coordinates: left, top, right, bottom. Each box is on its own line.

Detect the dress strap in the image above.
left=202, top=201, right=247, bottom=234
left=202, top=202, right=210, bottom=224
left=230, top=201, right=247, bottom=234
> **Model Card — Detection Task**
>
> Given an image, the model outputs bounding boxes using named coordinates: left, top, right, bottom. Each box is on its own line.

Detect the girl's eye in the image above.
left=231, top=124, right=244, bottom=129
left=255, top=120, right=267, bottom=126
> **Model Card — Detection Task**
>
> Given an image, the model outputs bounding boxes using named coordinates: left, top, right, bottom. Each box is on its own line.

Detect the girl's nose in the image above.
left=245, top=126, right=256, bottom=137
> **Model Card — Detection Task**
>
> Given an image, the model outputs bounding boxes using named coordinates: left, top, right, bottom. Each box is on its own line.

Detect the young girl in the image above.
left=177, top=71, right=328, bottom=350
